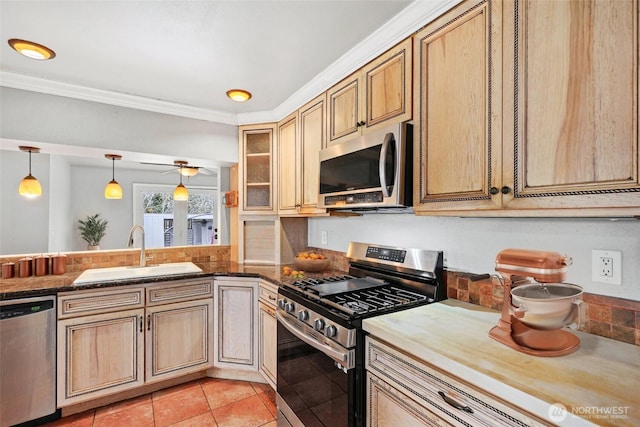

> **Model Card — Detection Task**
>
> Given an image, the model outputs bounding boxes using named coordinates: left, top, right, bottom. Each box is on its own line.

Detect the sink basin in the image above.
left=73, top=262, right=203, bottom=285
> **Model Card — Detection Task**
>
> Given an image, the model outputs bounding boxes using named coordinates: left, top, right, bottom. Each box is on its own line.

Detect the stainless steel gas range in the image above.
left=276, top=242, right=446, bottom=427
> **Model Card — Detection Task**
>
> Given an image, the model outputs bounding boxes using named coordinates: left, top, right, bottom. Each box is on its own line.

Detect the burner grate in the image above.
left=328, top=285, right=429, bottom=316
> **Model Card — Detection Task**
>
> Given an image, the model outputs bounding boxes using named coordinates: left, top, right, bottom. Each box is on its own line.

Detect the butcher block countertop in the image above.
left=363, top=300, right=640, bottom=427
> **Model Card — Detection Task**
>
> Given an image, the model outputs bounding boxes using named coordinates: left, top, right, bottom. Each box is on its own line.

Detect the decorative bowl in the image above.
left=293, top=257, right=330, bottom=272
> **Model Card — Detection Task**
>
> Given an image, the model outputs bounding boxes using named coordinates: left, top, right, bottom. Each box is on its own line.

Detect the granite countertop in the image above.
left=0, top=261, right=348, bottom=300
left=363, top=299, right=640, bottom=427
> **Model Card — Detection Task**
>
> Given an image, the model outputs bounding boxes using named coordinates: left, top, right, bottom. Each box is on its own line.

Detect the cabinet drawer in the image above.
left=366, top=337, right=549, bottom=427
left=258, top=281, right=278, bottom=308
left=146, top=279, right=213, bottom=306
left=58, top=287, right=145, bottom=319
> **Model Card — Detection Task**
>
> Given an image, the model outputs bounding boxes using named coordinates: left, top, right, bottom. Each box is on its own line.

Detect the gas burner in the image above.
left=291, top=275, right=355, bottom=288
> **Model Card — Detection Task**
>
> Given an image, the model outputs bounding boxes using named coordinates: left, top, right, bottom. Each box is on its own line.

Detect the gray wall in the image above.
left=1, top=87, right=238, bottom=164
left=0, top=150, right=50, bottom=254
left=308, top=215, right=640, bottom=301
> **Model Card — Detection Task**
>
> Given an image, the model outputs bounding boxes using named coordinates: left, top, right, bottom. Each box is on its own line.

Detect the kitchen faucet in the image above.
left=127, top=225, right=146, bottom=267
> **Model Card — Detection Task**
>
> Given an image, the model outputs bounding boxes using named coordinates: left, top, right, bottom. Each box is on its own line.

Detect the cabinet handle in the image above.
left=268, top=295, right=277, bottom=301
left=147, top=314, right=151, bottom=331
left=356, top=121, right=366, bottom=127
left=501, top=186, right=511, bottom=194
left=438, top=391, right=474, bottom=414
left=489, top=187, right=499, bottom=195
left=139, top=316, right=143, bottom=333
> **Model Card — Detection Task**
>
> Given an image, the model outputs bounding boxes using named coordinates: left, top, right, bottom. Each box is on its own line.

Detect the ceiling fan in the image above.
left=141, top=160, right=214, bottom=177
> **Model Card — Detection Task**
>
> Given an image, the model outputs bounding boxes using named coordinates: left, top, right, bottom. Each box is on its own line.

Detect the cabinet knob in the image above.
left=501, top=186, right=511, bottom=194
left=489, top=187, right=499, bottom=195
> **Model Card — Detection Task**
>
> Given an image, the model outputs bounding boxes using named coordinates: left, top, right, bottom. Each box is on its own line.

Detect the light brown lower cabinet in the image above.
left=366, top=337, right=551, bottom=427
left=213, top=278, right=258, bottom=371
left=258, top=281, right=278, bottom=388
left=57, top=279, right=214, bottom=406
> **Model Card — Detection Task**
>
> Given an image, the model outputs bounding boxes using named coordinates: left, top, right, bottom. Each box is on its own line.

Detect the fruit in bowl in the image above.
left=294, top=251, right=330, bottom=272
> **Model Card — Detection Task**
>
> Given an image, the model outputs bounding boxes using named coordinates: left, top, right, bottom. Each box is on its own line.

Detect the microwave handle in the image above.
left=378, top=133, right=394, bottom=197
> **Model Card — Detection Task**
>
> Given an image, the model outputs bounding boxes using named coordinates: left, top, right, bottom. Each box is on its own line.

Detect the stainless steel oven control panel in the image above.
left=277, top=297, right=356, bottom=349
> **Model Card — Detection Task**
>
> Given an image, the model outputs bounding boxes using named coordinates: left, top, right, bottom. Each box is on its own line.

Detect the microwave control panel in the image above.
left=323, top=191, right=384, bottom=206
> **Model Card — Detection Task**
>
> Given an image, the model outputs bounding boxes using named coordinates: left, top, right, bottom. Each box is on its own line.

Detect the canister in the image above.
left=1, top=262, right=15, bottom=279
left=34, top=255, right=50, bottom=276
left=52, top=254, right=67, bottom=275
left=18, top=257, right=33, bottom=277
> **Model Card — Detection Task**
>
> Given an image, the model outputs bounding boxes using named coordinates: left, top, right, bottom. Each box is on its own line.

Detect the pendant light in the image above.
left=18, top=146, right=42, bottom=198
left=104, top=154, right=123, bottom=199
left=173, top=161, right=189, bottom=201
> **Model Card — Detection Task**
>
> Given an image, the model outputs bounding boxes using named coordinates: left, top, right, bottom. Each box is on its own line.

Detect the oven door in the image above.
left=276, top=310, right=357, bottom=427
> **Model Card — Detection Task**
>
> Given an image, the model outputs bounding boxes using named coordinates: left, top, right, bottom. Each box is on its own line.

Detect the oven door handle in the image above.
left=276, top=311, right=354, bottom=369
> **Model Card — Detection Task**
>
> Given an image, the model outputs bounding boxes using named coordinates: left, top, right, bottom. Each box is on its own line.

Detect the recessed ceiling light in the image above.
left=8, top=38, right=56, bottom=60
left=226, top=89, right=252, bottom=102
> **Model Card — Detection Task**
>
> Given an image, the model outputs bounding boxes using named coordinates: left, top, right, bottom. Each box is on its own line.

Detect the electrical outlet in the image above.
left=591, top=250, right=622, bottom=285
left=321, top=231, right=328, bottom=245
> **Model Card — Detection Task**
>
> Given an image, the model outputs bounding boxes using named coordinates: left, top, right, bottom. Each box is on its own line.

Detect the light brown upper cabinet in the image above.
left=278, top=95, right=327, bottom=216
left=413, top=0, right=502, bottom=213
left=277, top=112, right=298, bottom=214
left=298, top=95, right=327, bottom=214
left=326, top=38, right=412, bottom=147
left=239, top=124, right=277, bottom=215
left=502, top=0, right=640, bottom=215
left=414, top=0, right=640, bottom=216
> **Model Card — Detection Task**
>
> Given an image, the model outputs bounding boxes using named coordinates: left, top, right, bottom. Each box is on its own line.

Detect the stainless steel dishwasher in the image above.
left=1, top=295, right=59, bottom=427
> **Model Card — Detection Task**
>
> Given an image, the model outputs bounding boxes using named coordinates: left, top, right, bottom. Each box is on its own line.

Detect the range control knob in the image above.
left=314, top=318, right=325, bottom=331
left=284, top=302, right=296, bottom=313
left=325, top=325, right=338, bottom=338
left=297, top=310, right=309, bottom=321
left=277, top=299, right=286, bottom=310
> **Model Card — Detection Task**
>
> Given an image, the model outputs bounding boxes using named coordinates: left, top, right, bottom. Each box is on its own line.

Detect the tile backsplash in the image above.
left=312, top=247, right=640, bottom=347
left=0, top=245, right=231, bottom=274
left=447, top=271, right=640, bottom=347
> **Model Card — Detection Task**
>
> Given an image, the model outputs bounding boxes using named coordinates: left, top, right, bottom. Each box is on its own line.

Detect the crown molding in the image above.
left=0, top=71, right=239, bottom=125
left=1, top=0, right=459, bottom=127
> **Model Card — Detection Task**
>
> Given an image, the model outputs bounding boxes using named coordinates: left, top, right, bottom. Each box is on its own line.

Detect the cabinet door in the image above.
left=503, top=0, right=640, bottom=213
left=413, top=0, right=503, bottom=213
left=278, top=112, right=300, bottom=214
left=57, top=309, right=144, bottom=406
left=327, top=70, right=362, bottom=146
left=299, top=94, right=327, bottom=214
left=145, top=299, right=214, bottom=383
left=214, top=280, right=258, bottom=370
left=240, top=124, right=277, bottom=214
left=258, top=301, right=277, bottom=389
left=363, top=37, right=412, bottom=130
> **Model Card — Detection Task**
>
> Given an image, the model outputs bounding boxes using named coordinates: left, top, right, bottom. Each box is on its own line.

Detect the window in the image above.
left=133, top=184, right=218, bottom=249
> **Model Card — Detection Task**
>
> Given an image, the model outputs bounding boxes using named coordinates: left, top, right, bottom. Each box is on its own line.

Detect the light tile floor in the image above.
left=44, top=379, right=277, bottom=427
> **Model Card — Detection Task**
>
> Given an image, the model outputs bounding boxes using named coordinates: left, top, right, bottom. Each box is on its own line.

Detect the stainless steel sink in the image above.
left=73, top=262, right=203, bottom=285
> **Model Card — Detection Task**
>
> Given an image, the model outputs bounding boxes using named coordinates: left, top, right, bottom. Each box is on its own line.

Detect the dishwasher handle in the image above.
left=0, top=299, right=54, bottom=320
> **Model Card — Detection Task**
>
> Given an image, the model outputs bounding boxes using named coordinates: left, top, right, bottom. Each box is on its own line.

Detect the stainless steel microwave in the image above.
left=318, top=122, right=413, bottom=210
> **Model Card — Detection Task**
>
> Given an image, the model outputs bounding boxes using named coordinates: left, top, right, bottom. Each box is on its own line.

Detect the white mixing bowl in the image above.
left=511, top=283, right=583, bottom=330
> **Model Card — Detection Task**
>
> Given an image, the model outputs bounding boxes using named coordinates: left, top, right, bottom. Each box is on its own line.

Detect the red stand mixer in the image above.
left=490, top=249, right=583, bottom=357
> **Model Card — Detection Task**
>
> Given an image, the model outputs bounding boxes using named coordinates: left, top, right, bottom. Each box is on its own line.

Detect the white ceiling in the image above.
left=0, top=0, right=435, bottom=125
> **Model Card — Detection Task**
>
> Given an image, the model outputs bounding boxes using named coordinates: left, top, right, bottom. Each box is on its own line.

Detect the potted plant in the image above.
left=78, top=213, right=108, bottom=250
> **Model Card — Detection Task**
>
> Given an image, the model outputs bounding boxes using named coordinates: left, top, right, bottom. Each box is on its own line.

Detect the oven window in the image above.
left=277, top=321, right=353, bottom=426
left=319, top=139, right=396, bottom=194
